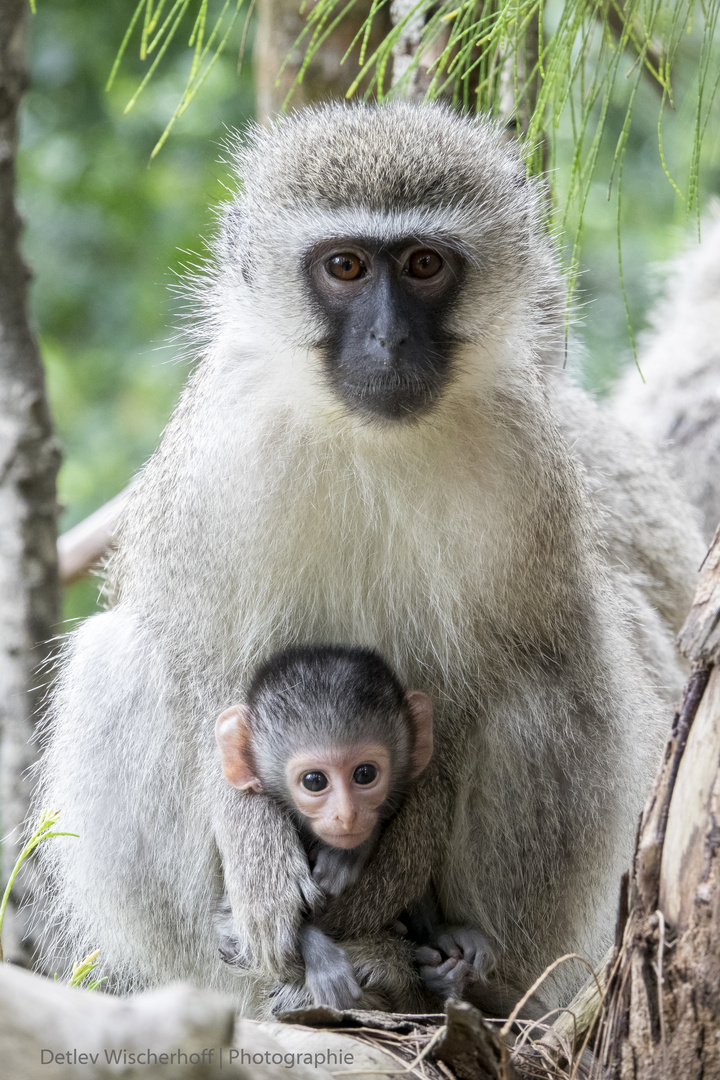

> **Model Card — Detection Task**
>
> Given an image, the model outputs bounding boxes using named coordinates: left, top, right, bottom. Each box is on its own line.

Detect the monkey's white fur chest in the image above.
left=132, top=362, right=548, bottom=710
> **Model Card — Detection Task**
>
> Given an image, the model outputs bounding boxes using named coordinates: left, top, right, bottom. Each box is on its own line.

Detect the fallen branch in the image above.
left=58, top=487, right=131, bottom=587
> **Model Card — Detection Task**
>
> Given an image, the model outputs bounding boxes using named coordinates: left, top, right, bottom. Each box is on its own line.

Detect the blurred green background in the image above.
left=16, top=0, right=720, bottom=626
left=18, top=0, right=255, bottom=623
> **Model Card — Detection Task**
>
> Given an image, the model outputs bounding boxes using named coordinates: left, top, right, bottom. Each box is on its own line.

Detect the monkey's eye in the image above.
left=353, top=764, right=377, bottom=785
left=302, top=772, right=328, bottom=792
left=406, top=250, right=443, bottom=279
left=326, top=254, right=366, bottom=281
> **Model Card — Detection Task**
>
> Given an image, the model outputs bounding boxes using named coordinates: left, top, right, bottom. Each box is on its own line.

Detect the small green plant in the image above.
left=0, top=809, right=77, bottom=963
left=69, top=949, right=107, bottom=991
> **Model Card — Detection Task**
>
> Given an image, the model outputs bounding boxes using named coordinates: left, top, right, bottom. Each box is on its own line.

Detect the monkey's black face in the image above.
left=305, top=238, right=464, bottom=422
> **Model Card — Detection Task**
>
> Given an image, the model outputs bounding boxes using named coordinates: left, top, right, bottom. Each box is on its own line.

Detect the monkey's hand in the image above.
left=416, top=927, right=495, bottom=998
left=415, top=946, right=470, bottom=998
left=299, top=924, right=363, bottom=1010
left=213, top=791, right=322, bottom=978
left=215, top=893, right=250, bottom=968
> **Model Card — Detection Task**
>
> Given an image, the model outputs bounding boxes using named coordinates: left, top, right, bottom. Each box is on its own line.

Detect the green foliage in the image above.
left=107, top=0, right=254, bottom=157
left=0, top=812, right=104, bottom=988
left=68, top=950, right=106, bottom=991
left=294, top=0, right=719, bottom=194
left=19, top=0, right=255, bottom=624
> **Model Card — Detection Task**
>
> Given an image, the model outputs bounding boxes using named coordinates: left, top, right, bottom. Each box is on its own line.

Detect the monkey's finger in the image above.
left=435, top=932, right=463, bottom=959
left=471, top=946, right=495, bottom=978
left=415, top=946, right=443, bottom=967
left=392, top=920, right=408, bottom=936
left=460, top=931, right=495, bottom=977
left=435, top=956, right=462, bottom=978
left=219, top=949, right=250, bottom=968
left=449, top=931, right=477, bottom=963
left=455, top=929, right=486, bottom=966
left=419, top=958, right=469, bottom=995
left=418, top=965, right=453, bottom=989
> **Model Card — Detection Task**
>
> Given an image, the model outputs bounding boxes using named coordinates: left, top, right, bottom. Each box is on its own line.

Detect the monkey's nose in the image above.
left=369, top=328, right=409, bottom=349
left=333, top=799, right=357, bottom=830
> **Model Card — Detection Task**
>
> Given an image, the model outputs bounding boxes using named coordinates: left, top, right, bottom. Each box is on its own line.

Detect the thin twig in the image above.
left=332, top=1024, right=446, bottom=1076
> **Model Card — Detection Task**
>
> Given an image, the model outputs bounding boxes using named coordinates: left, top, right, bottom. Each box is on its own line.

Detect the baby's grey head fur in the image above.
left=245, top=645, right=413, bottom=804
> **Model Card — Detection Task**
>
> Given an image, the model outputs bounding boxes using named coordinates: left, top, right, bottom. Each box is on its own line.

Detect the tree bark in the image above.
left=597, top=525, right=720, bottom=1078
left=0, top=0, right=61, bottom=964
left=254, top=0, right=392, bottom=121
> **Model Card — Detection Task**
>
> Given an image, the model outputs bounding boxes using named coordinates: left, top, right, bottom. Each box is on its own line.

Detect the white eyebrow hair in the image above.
left=271, top=204, right=498, bottom=259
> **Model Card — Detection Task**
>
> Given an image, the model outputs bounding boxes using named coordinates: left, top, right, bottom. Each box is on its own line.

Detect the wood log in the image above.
left=596, top=523, right=720, bottom=1079
left=0, top=963, right=414, bottom=1080
left=0, top=963, right=246, bottom=1080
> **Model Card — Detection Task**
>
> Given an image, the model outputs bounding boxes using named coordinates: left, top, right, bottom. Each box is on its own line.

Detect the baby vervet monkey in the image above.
left=214, top=644, right=489, bottom=1010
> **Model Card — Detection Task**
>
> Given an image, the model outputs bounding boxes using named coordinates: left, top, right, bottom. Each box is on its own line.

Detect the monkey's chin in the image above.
left=336, top=381, right=441, bottom=425
left=314, top=830, right=372, bottom=849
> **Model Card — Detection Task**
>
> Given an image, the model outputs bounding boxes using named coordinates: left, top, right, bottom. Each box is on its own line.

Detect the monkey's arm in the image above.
left=297, top=924, right=362, bottom=1010
left=212, top=790, right=322, bottom=977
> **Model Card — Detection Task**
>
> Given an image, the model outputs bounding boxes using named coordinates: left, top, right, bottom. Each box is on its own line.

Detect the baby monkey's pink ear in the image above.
left=406, top=691, right=434, bottom=778
left=215, top=706, right=263, bottom=793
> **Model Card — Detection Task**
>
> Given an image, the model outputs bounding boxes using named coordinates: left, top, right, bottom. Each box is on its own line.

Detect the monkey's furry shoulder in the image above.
left=36, top=102, right=704, bottom=1018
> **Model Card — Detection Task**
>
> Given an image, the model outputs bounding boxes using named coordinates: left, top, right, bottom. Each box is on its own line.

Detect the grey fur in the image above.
left=244, top=645, right=413, bottom=807
left=311, top=841, right=373, bottom=900
left=612, top=204, right=720, bottom=542
left=35, top=102, right=703, bottom=1017
left=217, top=645, right=416, bottom=1012
left=297, top=925, right=363, bottom=1010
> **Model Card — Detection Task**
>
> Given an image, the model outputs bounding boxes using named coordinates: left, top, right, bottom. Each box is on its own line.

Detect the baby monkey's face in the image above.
left=285, top=743, right=391, bottom=849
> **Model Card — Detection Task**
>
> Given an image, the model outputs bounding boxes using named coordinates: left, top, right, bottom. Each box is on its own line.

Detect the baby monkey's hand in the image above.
left=415, top=926, right=495, bottom=998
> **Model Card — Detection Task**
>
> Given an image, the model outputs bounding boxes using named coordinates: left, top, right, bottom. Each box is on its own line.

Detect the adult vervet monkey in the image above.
left=37, top=103, right=703, bottom=1016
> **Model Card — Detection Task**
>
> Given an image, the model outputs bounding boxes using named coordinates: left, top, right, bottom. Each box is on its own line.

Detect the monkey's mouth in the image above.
left=326, top=359, right=452, bottom=423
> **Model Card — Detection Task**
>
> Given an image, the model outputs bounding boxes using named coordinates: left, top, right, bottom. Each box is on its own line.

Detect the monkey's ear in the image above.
left=215, top=706, right=263, bottom=793
left=406, top=691, right=434, bottom=778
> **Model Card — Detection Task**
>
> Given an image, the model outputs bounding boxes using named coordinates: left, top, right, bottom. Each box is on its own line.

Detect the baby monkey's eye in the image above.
left=302, top=772, right=328, bottom=792
left=353, top=764, right=377, bottom=785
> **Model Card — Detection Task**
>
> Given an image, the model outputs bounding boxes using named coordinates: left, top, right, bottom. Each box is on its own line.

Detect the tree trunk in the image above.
left=0, top=0, right=61, bottom=965
left=254, top=0, right=392, bottom=121
left=597, top=526, right=720, bottom=1078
